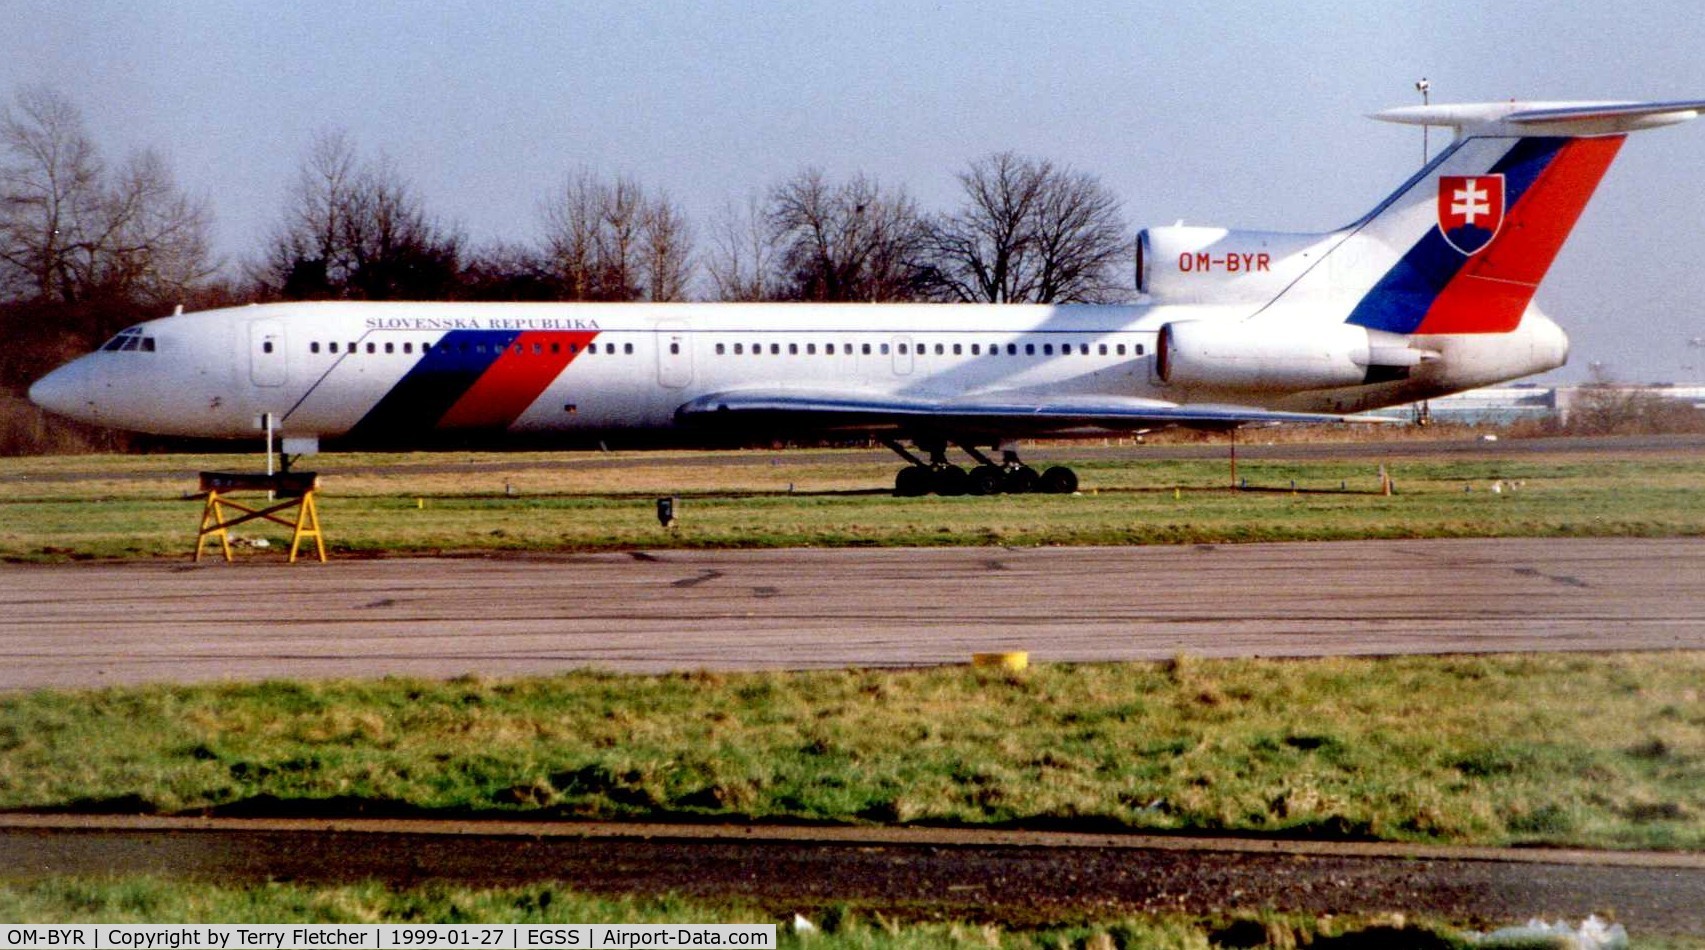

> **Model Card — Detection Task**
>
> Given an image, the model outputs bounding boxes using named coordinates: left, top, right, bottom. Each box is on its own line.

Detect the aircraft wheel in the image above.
left=1040, top=466, right=1079, bottom=494
left=894, top=466, right=932, bottom=497
left=1003, top=464, right=1040, bottom=494
left=932, top=465, right=970, bottom=496
left=968, top=465, right=1004, bottom=496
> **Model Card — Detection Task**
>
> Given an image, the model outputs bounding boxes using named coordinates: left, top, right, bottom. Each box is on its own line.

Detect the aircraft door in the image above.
left=656, top=320, right=692, bottom=388
left=891, top=335, right=914, bottom=376
left=249, top=321, right=286, bottom=387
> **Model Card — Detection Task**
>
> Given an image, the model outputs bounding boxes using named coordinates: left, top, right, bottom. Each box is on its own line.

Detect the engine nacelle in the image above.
left=1157, top=320, right=1429, bottom=392
left=1138, top=226, right=1330, bottom=304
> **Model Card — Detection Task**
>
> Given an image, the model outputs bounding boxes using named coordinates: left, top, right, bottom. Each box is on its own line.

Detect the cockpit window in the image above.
left=100, top=327, right=157, bottom=353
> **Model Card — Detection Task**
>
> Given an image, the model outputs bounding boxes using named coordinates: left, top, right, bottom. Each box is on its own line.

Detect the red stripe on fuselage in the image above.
left=1415, top=135, right=1624, bottom=334
left=438, top=330, right=599, bottom=429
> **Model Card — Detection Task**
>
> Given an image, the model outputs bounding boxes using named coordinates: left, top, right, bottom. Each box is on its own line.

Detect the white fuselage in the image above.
left=29, top=299, right=1568, bottom=446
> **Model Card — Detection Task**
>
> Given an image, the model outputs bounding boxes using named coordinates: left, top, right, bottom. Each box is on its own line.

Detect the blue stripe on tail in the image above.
left=1346, top=137, right=1568, bottom=334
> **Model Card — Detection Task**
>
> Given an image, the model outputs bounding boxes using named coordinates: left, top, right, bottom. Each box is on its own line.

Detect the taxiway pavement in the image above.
left=1, top=537, right=1699, bottom=689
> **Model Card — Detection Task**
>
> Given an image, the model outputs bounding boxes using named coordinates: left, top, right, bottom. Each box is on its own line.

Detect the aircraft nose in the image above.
left=28, top=362, right=88, bottom=419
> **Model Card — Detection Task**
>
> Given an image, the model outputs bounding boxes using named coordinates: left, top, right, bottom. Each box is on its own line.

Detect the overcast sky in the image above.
left=4, top=0, right=1702, bottom=382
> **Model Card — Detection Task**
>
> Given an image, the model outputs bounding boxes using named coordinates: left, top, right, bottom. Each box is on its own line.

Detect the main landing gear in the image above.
left=884, top=439, right=1079, bottom=497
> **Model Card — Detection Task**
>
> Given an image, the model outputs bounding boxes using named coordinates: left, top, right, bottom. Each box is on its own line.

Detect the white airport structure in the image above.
left=1377, top=384, right=1705, bottom=425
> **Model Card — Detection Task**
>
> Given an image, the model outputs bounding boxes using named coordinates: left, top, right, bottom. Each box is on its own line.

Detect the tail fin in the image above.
left=1329, top=100, right=1703, bottom=334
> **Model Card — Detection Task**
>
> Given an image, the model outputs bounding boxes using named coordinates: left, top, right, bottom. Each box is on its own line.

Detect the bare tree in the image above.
left=262, top=131, right=461, bottom=300
left=766, top=169, right=927, bottom=302
left=92, top=149, right=217, bottom=308
left=921, top=152, right=1130, bottom=304
left=539, top=170, right=694, bottom=301
left=706, top=193, right=780, bottom=302
left=0, top=87, right=106, bottom=303
left=342, top=156, right=462, bottom=299
left=262, top=130, right=358, bottom=298
left=641, top=191, right=694, bottom=301
left=594, top=174, right=644, bottom=300
left=457, top=241, right=560, bottom=301
left=0, top=87, right=214, bottom=337
left=539, top=169, right=602, bottom=299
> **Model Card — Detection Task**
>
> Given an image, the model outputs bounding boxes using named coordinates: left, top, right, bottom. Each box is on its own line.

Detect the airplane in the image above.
left=28, top=99, right=1705, bottom=496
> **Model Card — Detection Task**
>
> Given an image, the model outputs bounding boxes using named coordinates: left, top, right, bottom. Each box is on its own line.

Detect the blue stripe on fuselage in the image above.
left=348, top=329, right=520, bottom=442
left=1346, top=137, right=1568, bottom=334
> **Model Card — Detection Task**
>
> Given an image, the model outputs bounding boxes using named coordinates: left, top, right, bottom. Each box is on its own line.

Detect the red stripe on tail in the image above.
left=1415, top=135, right=1624, bottom=334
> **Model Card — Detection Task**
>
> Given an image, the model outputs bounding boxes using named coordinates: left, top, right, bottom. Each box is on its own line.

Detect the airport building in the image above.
left=1373, top=384, right=1705, bottom=425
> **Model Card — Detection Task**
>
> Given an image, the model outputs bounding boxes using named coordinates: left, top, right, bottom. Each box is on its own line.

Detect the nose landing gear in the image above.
left=884, top=439, right=1078, bottom=497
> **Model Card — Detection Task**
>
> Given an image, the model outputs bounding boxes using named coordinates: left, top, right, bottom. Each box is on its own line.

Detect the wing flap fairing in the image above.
left=676, top=389, right=1374, bottom=437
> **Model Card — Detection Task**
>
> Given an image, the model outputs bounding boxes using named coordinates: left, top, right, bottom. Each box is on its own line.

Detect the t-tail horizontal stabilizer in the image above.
left=1319, top=99, right=1704, bottom=336
left=1372, top=100, right=1705, bottom=136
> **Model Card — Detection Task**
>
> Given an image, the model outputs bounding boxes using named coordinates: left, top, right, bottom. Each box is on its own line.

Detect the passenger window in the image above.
left=789, top=343, right=798, bottom=355
left=734, top=343, right=743, bottom=355
left=771, top=343, right=780, bottom=355
left=1116, top=344, right=1126, bottom=356
left=880, top=343, right=890, bottom=355
left=716, top=343, right=726, bottom=355
left=953, top=343, right=962, bottom=355
left=350, top=342, right=358, bottom=353
left=1007, top=343, right=1017, bottom=355
left=898, top=343, right=908, bottom=355
left=569, top=343, right=580, bottom=354
left=825, top=343, right=835, bottom=355
left=1025, top=343, right=1035, bottom=355
left=670, top=342, right=680, bottom=355
left=807, top=343, right=816, bottom=355
left=404, top=342, right=414, bottom=354
left=1099, top=344, right=1108, bottom=355
left=1043, top=343, right=1054, bottom=355
left=862, top=343, right=872, bottom=355
left=329, top=342, right=339, bottom=354
left=935, top=343, right=945, bottom=355
left=971, top=344, right=980, bottom=355
left=386, top=342, right=395, bottom=354
left=532, top=343, right=541, bottom=355
left=310, top=342, right=320, bottom=354
left=1137, top=344, right=1145, bottom=356
left=625, top=343, right=634, bottom=355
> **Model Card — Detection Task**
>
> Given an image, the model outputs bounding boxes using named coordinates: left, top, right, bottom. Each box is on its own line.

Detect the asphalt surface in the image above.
left=0, top=537, right=1700, bottom=689
left=1, top=817, right=1701, bottom=934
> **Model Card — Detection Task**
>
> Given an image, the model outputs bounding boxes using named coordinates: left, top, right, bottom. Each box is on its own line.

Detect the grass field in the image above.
left=3, top=442, right=1704, bottom=560
left=1, top=654, right=1699, bottom=851
left=4, top=442, right=1701, bottom=937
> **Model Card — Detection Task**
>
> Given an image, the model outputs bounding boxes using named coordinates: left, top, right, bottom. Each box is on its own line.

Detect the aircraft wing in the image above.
left=675, top=389, right=1375, bottom=438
